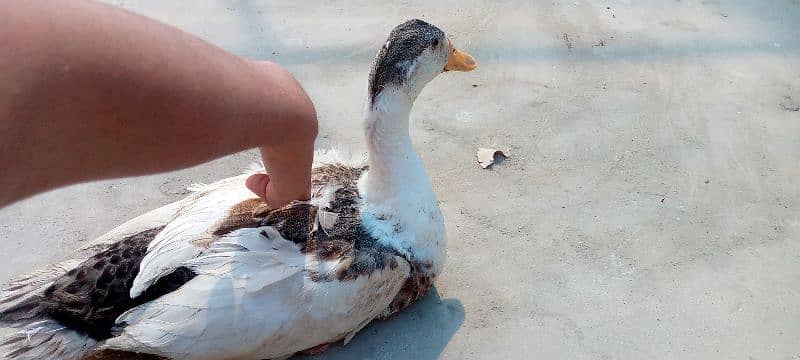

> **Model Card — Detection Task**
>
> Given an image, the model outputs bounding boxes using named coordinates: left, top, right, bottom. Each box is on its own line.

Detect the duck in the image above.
left=0, top=19, right=477, bottom=360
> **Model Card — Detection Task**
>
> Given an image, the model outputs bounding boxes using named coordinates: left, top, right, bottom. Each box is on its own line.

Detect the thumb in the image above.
left=245, top=173, right=270, bottom=198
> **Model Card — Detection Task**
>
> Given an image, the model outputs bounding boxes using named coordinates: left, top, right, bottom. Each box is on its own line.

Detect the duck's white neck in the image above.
left=358, top=86, right=446, bottom=274
left=362, top=88, right=423, bottom=200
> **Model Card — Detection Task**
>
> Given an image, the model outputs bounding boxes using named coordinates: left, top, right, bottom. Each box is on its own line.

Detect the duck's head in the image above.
left=367, top=19, right=477, bottom=107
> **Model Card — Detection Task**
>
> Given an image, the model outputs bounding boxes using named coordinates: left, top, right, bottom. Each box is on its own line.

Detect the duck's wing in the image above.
left=104, top=220, right=410, bottom=359
left=130, top=154, right=368, bottom=298
left=129, top=173, right=260, bottom=298
left=0, top=183, right=192, bottom=319
left=0, top=192, right=200, bottom=360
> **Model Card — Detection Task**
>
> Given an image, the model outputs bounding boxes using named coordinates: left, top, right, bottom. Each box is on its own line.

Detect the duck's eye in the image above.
left=431, top=38, right=439, bottom=48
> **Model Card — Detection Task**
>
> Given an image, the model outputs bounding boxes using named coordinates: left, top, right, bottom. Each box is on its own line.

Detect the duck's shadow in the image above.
left=294, top=287, right=464, bottom=360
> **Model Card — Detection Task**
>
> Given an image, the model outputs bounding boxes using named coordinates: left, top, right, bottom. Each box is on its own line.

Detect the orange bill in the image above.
left=445, top=43, right=478, bottom=72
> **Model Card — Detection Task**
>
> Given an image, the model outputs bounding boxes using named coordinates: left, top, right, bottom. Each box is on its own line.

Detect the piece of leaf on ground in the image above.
left=476, top=148, right=509, bottom=169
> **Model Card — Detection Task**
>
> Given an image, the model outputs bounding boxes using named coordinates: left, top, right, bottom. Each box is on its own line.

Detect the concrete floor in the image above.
left=2, top=0, right=799, bottom=359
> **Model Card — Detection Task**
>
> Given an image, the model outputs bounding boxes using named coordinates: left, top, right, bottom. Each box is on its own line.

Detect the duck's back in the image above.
left=0, top=156, right=430, bottom=360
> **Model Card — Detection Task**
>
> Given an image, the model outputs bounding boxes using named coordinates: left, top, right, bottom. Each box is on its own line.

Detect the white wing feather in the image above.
left=130, top=173, right=255, bottom=298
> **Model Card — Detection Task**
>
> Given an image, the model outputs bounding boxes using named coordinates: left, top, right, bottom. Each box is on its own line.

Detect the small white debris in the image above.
left=476, top=147, right=509, bottom=169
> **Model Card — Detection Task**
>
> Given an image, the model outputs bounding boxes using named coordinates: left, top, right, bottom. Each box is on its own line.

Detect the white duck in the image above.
left=0, top=19, right=477, bottom=360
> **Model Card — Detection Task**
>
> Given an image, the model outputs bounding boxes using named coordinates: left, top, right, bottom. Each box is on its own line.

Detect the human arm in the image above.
left=0, top=0, right=317, bottom=208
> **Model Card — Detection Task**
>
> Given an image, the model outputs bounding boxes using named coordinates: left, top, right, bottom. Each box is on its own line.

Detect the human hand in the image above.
left=242, top=61, right=317, bottom=209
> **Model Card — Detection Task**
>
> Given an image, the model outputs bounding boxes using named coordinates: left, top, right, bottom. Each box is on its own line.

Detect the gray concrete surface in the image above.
left=2, top=0, right=799, bottom=359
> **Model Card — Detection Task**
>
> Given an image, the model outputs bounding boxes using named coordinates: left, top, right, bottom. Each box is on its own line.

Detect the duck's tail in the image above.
left=0, top=260, right=98, bottom=360
left=1, top=320, right=97, bottom=360
left=0, top=260, right=80, bottom=318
